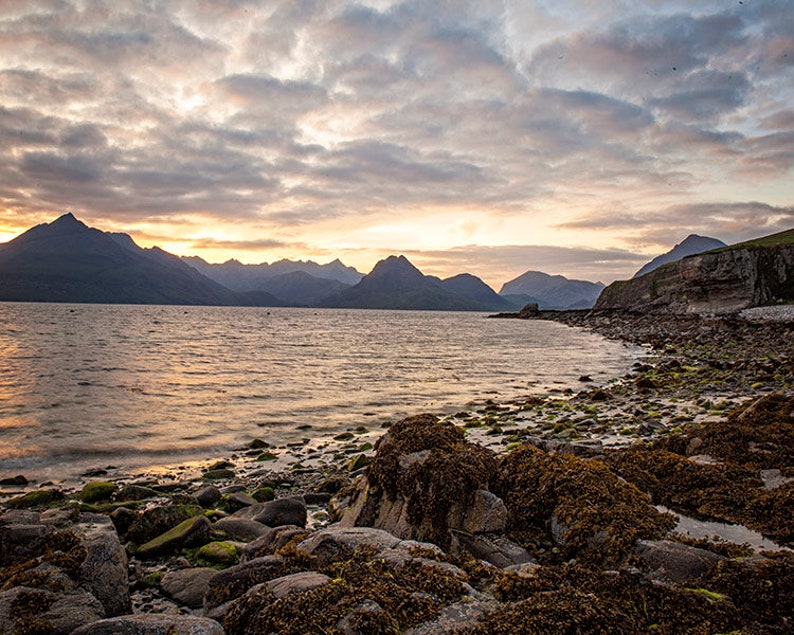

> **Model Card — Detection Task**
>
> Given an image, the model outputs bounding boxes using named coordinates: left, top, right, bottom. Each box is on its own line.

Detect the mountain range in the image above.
left=0, top=214, right=282, bottom=306
left=0, top=213, right=739, bottom=311
left=499, top=271, right=605, bottom=310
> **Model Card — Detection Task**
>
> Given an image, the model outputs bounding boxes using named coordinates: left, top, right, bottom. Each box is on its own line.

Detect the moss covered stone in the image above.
left=6, top=489, right=64, bottom=509
left=135, top=515, right=211, bottom=558
left=78, top=481, right=117, bottom=503
left=194, top=541, right=240, bottom=568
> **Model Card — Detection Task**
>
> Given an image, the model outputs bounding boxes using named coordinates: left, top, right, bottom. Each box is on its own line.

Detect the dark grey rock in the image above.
left=194, top=485, right=222, bottom=508
left=76, top=517, right=131, bottom=616
left=204, top=554, right=285, bottom=611
left=160, top=567, right=218, bottom=609
left=213, top=517, right=271, bottom=542
left=234, top=496, right=307, bottom=528
left=635, top=539, right=725, bottom=583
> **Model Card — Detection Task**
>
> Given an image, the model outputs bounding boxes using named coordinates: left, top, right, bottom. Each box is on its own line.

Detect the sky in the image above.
left=0, top=0, right=792, bottom=288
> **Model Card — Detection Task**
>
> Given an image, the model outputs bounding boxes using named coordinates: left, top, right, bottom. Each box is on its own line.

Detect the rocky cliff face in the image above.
left=595, top=232, right=794, bottom=314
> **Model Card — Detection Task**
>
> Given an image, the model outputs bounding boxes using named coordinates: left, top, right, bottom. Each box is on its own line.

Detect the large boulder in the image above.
left=0, top=586, right=105, bottom=635
left=233, top=496, right=307, bottom=528
left=333, top=414, right=500, bottom=550
left=160, top=568, right=218, bottom=609
left=135, top=515, right=212, bottom=559
left=75, top=516, right=131, bottom=616
left=635, top=540, right=725, bottom=583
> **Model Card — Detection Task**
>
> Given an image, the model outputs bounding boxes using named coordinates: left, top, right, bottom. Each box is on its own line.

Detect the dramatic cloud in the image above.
left=0, top=0, right=792, bottom=284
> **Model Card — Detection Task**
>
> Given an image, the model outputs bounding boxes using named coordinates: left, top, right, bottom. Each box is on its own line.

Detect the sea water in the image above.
left=0, top=303, right=641, bottom=480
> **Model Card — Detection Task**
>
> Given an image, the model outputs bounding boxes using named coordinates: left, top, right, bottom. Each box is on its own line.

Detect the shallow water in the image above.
left=0, top=303, right=641, bottom=480
left=658, top=505, right=787, bottom=552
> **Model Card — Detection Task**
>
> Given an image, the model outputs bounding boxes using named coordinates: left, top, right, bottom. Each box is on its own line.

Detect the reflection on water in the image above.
left=0, top=303, right=640, bottom=479
left=658, top=505, right=787, bottom=552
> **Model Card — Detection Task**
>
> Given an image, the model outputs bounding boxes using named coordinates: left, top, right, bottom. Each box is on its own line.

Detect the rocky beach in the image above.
left=1, top=309, right=792, bottom=634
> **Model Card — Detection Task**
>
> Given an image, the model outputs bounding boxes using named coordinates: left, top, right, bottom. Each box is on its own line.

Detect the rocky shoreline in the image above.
left=1, top=310, right=792, bottom=634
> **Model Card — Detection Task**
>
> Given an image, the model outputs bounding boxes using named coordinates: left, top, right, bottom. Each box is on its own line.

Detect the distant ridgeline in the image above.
left=595, top=229, right=794, bottom=314
left=0, top=213, right=607, bottom=310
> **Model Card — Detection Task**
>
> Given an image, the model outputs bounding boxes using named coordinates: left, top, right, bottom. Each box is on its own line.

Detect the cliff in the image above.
left=594, top=229, right=794, bottom=314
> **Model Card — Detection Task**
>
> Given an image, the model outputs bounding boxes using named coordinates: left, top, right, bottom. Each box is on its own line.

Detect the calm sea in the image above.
left=0, top=303, right=641, bottom=481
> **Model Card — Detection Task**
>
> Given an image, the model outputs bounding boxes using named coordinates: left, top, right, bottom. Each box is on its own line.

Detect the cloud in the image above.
left=0, top=1, right=791, bottom=283
left=558, top=201, right=794, bottom=247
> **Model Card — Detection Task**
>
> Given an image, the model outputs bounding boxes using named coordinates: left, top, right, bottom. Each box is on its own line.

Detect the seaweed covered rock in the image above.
left=497, top=445, right=675, bottom=567
left=607, top=394, right=794, bottom=544
left=222, top=545, right=471, bottom=635
left=0, top=513, right=130, bottom=633
left=124, top=500, right=205, bottom=545
left=657, top=392, right=794, bottom=470
left=70, top=614, right=225, bottom=634
left=335, top=414, right=500, bottom=550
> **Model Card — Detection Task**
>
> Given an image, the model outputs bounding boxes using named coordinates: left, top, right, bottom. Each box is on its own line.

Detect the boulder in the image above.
left=203, top=555, right=285, bottom=612
left=125, top=503, right=204, bottom=544
left=334, top=414, right=499, bottom=550
left=453, top=531, right=535, bottom=569
left=635, top=539, right=725, bottom=583
left=297, top=527, right=401, bottom=561
left=265, top=571, right=332, bottom=598
left=160, top=568, right=218, bottom=609
left=234, top=496, right=307, bottom=528
left=75, top=516, right=131, bottom=616
left=135, top=515, right=211, bottom=559
left=70, top=614, right=224, bottom=634
left=195, top=485, right=222, bottom=508
left=240, top=526, right=308, bottom=561
left=213, top=517, right=271, bottom=543
left=0, top=586, right=104, bottom=635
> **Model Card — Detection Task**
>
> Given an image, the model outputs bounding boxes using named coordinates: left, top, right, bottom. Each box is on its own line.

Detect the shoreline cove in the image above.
left=0, top=308, right=792, bottom=634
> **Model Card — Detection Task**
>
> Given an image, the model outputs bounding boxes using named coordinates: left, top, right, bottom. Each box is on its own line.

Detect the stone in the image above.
left=452, top=489, right=508, bottom=534
left=160, top=567, right=217, bottom=609
left=0, top=586, right=104, bottom=635
left=78, top=481, right=117, bottom=503
left=195, top=541, right=239, bottom=567
left=233, top=496, right=307, bottom=528
left=0, top=522, right=50, bottom=564
left=115, top=484, right=161, bottom=501
left=70, top=614, right=224, bottom=635
left=297, top=527, right=401, bottom=561
left=195, top=485, right=222, bottom=508
left=240, top=526, right=311, bottom=561
left=213, top=517, right=271, bottom=542
left=136, top=515, right=212, bottom=559
left=453, top=532, right=535, bottom=568
left=202, top=468, right=235, bottom=481
left=635, top=539, right=725, bottom=584
left=203, top=555, right=285, bottom=611
left=222, top=491, right=257, bottom=511
left=0, top=474, right=28, bottom=486
left=337, top=599, right=386, bottom=635
left=406, top=598, right=499, bottom=634
left=76, top=516, right=131, bottom=616
left=266, top=571, right=331, bottom=598
left=125, top=503, right=204, bottom=544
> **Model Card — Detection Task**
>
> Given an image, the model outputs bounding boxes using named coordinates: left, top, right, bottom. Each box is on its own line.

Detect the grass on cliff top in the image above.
left=709, top=227, right=794, bottom=252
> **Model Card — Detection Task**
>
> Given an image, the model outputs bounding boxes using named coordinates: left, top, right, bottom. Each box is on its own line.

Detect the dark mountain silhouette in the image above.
left=322, top=255, right=509, bottom=311
left=499, top=271, right=604, bottom=309
left=183, top=255, right=363, bottom=291
left=255, top=270, right=352, bottom=306
left=0, top=213, right=284, bottom=306
left=439, top=273, right=514, bottom=311
left=634, top=234, right=727, bottom=278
